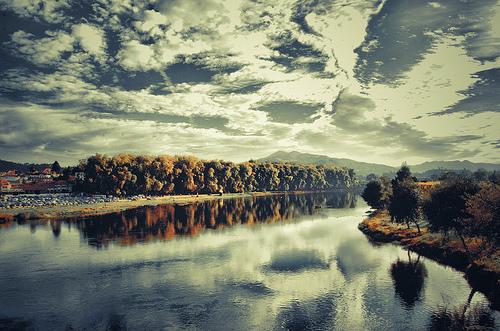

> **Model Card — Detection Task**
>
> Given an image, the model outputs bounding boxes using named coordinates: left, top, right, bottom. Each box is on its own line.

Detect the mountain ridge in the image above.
left=258, top=151, right=500, bottom=177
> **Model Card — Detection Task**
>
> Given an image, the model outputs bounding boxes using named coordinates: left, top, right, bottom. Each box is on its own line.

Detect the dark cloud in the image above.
left=84, top=110, right=229, bottom=131
left=0, top=10, right=50, bottom=43
left=355, top=0, right=499, bottom=85
left=257, top=100, right=323, bottom=124
left=165, top=57, right=242, bottom=84
left=291, top=0, right=322, bottom=35
left=490, top=140, right=500, bottom=149
left=92, top=66, right=166, bottom=91
left=0, top=0, right=497, bottom=164
left=317, top=91, right=483, bottom=159
left=213, top=81, right=268, bottom=95
left=269, top=30, right=330, bottom=75
left=0, top=105, right=103, bottom=163
left=434, top=68, right=500, bottom=116
left=166, top=62, right=218, bottom=84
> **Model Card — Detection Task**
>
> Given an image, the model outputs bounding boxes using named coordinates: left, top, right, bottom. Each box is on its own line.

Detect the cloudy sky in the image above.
left=0, top=0, right=499, bottom=166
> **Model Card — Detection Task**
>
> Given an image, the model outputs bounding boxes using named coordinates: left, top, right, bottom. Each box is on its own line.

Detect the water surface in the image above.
left=0, top=192, right=498, bottom=330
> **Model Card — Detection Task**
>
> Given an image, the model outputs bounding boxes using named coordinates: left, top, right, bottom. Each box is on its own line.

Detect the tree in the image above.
left=465, top=182, right=500, bottom=245
left=423, top=179, right=480, bottom=261
left=473, top=168, right=488, bottom=182
left=75, top=153, right=357, bottom=196
left=389, top=179, right=421, bottom=231
left=362, top=181, right=384, bottom=209
left=29, top=164, right=36, bottom=174
left=388, top=165, right=421, bottom=232
left=395, top=163, right=412, bottom=182
left=51, top=161, right=62, bottom=174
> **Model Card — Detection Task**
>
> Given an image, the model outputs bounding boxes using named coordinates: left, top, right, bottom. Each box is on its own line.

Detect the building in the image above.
left=0, top=180, right=11, bottom=192
left=27, top=174, right=53, bottom=183
left=21, top=180, right=72, bottom=194
left=0, top=170, right=21, bottom=184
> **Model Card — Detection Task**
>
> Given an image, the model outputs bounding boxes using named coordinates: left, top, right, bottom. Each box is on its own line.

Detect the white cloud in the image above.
left=72, top=24, right=106, bottom=60
left=1, top=0, right=498, bottom=165
left=118, top=40, right=157, bottom=71
left=10, top=30, right=75, bottom=65
left=1, top=0, right=70, bottom=23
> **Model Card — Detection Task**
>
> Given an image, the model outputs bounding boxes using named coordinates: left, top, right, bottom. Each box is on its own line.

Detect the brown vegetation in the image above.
left=359, top=210, right=500, bottom=309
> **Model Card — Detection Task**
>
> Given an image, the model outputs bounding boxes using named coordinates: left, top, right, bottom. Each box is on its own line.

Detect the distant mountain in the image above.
left=410, top=160, right=500, bottom=173
left=258, top=151, right=500, bottom=177
left=0, top=159, right=52, bottom=173
left=258, top=151, right=395, bottom=177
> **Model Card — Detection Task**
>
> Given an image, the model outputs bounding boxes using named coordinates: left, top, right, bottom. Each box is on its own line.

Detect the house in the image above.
left=1, top=170, right=21, bottom=184
left=27, top=174, right=53, bottom=183
left=0, top=180, right=23, bottom=193
left=47, top=180, right=73, bottom=193
left=0, top=179, right=11, bottom=192
left=22, top=180, right=72, bottom=194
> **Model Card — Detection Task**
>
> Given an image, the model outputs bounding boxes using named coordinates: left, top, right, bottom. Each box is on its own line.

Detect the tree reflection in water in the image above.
left=428, top=289, right=496, bottom=330
left=45, top=192, right=356, bottom=247
left=390, top=251, right=428, bottom=308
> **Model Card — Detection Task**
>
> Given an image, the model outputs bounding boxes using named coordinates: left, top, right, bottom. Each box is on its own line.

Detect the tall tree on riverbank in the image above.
left=388, top=165, right=421, bottom=232
left=362, top=176, right=392, bottom=209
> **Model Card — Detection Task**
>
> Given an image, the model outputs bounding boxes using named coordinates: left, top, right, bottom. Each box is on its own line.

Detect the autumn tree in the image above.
left=465, top=182, right=500, bottom=245
left=75, top=154, right=358, bottom=197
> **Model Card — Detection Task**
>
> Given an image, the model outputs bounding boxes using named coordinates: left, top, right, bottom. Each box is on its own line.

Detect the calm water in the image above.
left=0, top=192, right=498, bottom=330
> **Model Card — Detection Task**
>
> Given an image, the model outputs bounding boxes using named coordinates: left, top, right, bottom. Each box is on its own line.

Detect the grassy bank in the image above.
left=0, top=193, right=258, bottom=221
left=358, top=209, right=500, bottom=309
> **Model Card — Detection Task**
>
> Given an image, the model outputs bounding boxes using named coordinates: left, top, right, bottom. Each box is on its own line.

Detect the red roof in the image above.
left=42, top=168, right=52, bottom=175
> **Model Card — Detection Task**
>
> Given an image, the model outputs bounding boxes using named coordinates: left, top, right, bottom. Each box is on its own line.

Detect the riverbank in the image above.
left=0, top=191, right=326, bottom=221
left=358, top=209, right=500, bottom=309
left=0, top=193, right=260, bottom=221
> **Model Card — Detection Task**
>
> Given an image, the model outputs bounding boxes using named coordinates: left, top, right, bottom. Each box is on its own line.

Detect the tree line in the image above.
left=74, top=154, right=358, bottom=196
left=362, top=165, right=500, bottom=259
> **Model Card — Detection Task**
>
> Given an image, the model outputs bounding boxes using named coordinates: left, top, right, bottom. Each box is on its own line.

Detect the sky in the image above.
left=0, top=0, right=499, bottom=166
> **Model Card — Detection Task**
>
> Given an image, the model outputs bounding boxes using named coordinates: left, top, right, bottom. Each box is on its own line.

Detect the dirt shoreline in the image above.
left=358, top=209, right=500, bottom=310
left=0, top=191, right=319, bottom=221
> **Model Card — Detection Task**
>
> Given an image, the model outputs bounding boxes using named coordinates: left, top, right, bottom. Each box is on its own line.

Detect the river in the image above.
left=0, top=192, right=498, bottom=330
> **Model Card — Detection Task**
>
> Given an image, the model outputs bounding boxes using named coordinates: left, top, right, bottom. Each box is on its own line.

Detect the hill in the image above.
left=258, top=151, right=500, bottom=177
left=0, top=159, right=52, bottom=173
left=258, top=151, right=395, bottom=177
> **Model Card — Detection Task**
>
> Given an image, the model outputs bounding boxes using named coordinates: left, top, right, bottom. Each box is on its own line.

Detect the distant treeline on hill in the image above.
left=74, top=154, right=358, bottom=196
left=0, top=159, right=51, bottom=173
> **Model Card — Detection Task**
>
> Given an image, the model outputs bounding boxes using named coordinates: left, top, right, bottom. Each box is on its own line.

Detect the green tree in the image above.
left=362, top=180, right=384, bottom=209
left=423, top=179, right=480, bottom=261
left=388, top=165, right=421, bottom=232
left=51, top=161, right=62, bottom=173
